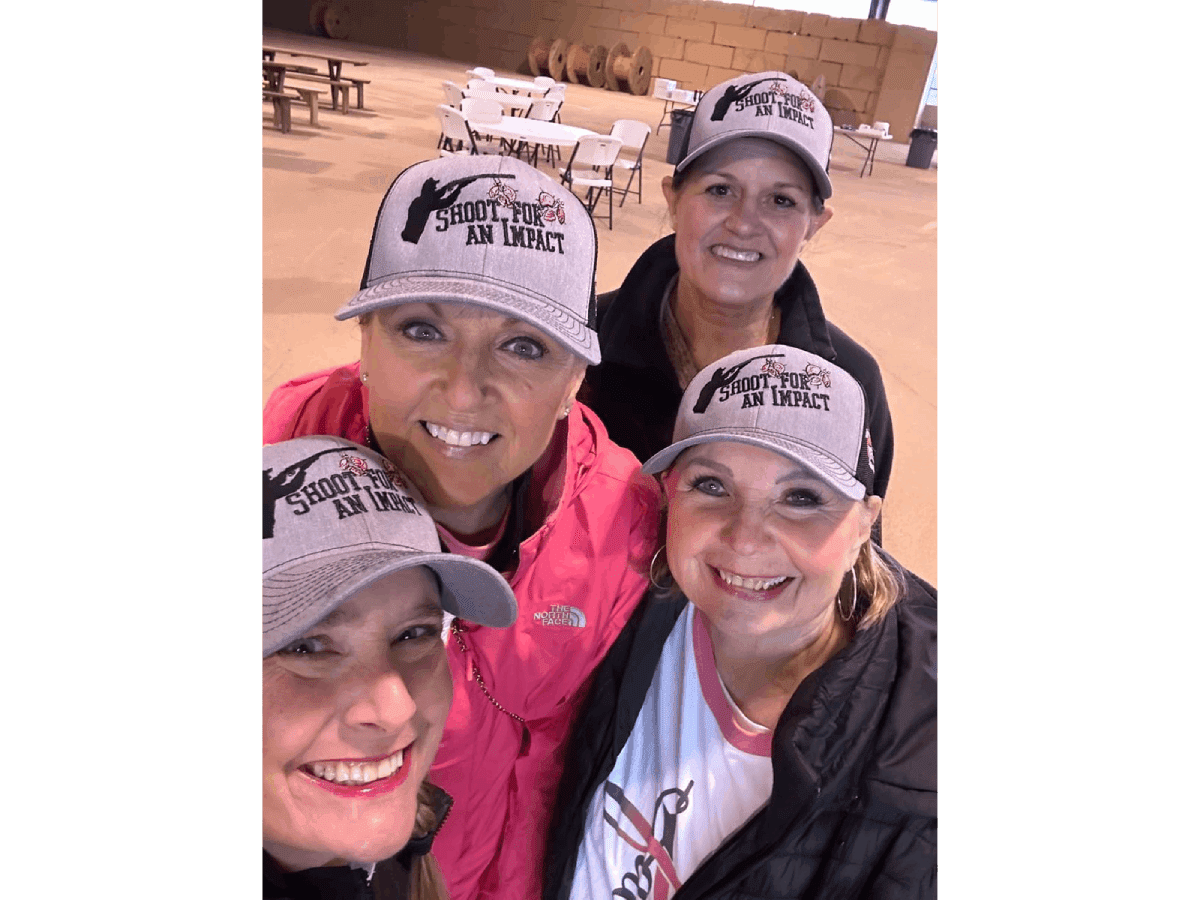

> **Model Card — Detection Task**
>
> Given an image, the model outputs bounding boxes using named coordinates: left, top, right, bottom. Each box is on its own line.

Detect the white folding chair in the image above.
left=459, top=97, right=505, bottom=152
left=466, top=78, right=499, bottom=93
left=436, top=104, right=500, bottom=157
left=543, top=84, right=566, bottom=121
left=467, top=66, right=495, bottom=80
left=441, top=80, right=464, bottom=108
left=526, top=98, right=559, bottom=122
left=533, top=76, right=556, bottom=90
left=436, top=104, right=478, bottom=156
left=559, top=134, right=624, bottom=230
left=460, top=96, right=503, bottom=122
left=608, top=119, right=652, bottom=207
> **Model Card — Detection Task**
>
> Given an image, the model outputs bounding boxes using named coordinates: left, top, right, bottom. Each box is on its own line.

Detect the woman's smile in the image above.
left=301, top=745, right=409, bottom=787
left=296, top=744, right=414, bottom=798
left=711, top=565, right=794, bottom=599
left=422, top=422, right=501, bottom=451
left=710, top=244, right=764, bottom=264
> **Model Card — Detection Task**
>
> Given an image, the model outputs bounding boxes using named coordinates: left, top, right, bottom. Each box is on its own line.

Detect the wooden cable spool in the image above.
left=527, top=37, right=551, bottom=76
left=604, top=44, right=653, bottom=95
left=309, top=1, right=331, bottom=36
left=547, top=39, right=570, bottom=82
left=323, top=4, right=351, bottom=40
left=564, top=42, right=608, bottom=87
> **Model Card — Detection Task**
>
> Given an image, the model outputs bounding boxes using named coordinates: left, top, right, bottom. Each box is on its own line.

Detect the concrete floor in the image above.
left=263, top=28, right=937, bottom=585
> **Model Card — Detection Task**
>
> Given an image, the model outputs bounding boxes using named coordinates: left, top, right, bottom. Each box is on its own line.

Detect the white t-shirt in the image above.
left=568, top=605, right=775, bottom=900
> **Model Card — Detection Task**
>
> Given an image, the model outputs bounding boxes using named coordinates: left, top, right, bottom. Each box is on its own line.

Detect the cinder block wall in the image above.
left=264, top=0, right=936, bottom=142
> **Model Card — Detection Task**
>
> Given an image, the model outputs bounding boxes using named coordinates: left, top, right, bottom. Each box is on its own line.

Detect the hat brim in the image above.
left=263, top=546, right=517, bottom=656
left=641, top=430, right=865, bottom=500
left=674, top=130, right=833, bottom=201
left=334, top=274, right=601, bottom=366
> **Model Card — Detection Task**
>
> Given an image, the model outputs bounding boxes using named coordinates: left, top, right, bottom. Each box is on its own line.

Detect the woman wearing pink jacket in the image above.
left=264, top=155, right=658, bottom=900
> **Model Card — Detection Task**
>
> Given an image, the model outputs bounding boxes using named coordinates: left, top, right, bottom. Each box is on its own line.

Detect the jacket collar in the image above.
left=598, top=234, right=839, bottom=373
left=262, top=784, right=452, bottom=899
left=763, top=602, right=902, bottom=835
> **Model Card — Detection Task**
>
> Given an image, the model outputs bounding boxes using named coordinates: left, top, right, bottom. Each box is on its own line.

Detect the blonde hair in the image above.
left=408, top=780, right=451, bottom=900
left=840, top=537, right=900, bottom=630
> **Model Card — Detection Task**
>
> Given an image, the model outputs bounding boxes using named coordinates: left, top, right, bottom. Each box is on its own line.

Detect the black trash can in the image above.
left=906, top=128, right=937, bottom=169
left=666, top=109, right=695, bottom=165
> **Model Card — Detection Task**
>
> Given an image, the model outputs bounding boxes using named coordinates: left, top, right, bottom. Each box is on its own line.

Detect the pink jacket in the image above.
left=264, top=363, right=659, bottom=900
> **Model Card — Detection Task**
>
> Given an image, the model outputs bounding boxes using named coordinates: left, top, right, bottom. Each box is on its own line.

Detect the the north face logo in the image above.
left=533, top=605, right=587, bottom=628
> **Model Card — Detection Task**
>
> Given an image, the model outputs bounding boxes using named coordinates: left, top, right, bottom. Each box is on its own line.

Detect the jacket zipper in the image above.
left=451, top=620, right=531, bottom=754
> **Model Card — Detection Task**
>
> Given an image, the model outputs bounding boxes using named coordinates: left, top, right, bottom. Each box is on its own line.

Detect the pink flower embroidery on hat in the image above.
left=537, top=192, right=566, bottom=225
left=769, top=79, right=814, bottom=112
left=338, top=454, right=370, bottom=476
left=803, top=362, right=832, bottom=388
left=489, top=179, right=517, bottom=207
left=761, top=358, right=786, bottom=377
left=381, top=458, right=407, bottom=490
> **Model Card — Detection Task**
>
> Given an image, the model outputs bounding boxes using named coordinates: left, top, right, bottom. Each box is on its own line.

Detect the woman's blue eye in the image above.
left=773, top=194, right=797, bottom=208
left=393, top=624, right=442, bottom=647
left=688, top=475, right=726, bottom=496
left=705, top=184, right=731, bottom=197
left=784, top=488, right=823, bottom=508
left=401, top=321, right=442, bottom=341
left=503, top=336, right=547, bottom=360
left=277, top=636, right=330, bottom=656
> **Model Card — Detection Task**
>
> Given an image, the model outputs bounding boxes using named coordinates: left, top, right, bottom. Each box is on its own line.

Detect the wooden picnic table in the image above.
left=262, top=45, right=369, bottom=108
left=269, top=61, right=320, bottom=75
left=263, top=62, right=325, bottom=128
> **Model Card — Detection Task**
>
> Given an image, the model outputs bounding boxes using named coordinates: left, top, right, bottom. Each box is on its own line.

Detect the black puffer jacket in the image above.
left=543, top=558, right=936, bottom=900
left=579, top=235, right=894, bottom=501
left=263, top=786, right=451, bottom=899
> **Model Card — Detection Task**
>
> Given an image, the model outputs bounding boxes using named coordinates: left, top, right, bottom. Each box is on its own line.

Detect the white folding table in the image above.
left=467, top=114, right=596, bottom=166
left=834, top=126, right=893, bottom=177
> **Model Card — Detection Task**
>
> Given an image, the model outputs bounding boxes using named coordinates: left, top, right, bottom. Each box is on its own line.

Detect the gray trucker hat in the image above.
left=674, top=71, right=834, bottom=202
left=641, top=345, right=875, bottom=499
left=335, top=154, right=601, bottom=365
left=263, top=436, right=518, bottom=656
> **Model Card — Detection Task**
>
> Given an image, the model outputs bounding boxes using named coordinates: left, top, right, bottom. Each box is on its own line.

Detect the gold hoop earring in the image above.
left=838, top=567, right=857, bottom=622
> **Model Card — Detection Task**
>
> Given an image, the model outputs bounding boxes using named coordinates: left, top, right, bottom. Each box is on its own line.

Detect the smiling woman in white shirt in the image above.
left=545, top=345, right=936, bottom=900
